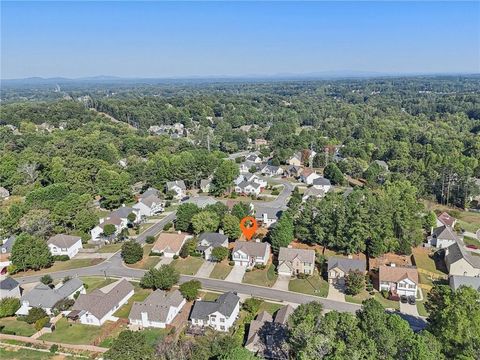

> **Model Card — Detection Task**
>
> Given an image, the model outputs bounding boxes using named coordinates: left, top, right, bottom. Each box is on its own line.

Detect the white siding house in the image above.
left=232, top=241, right=270, bottom=268
left=190, top=292, right=240, bottom=332
left=47, top=234, right=83, bottom=258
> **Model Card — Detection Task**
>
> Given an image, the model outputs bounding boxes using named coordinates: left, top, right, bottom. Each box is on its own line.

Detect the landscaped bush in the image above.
left=254, top=264, right=266, bottom=270
left=34, top=316, right=49, bottom=331
left=228, top=261, right=235, bottom=266
left=24, top=307, right=48, bottom=324
left=40, top=274, right=53, bottom=285
left=149, top=251, right=162, bottom=256
left=271, top=189, right=280, bottom=196
left=53, top=298, right=75, bottom=311
left=173, top=255, right=179, bottom=260
left=243, top=298, right=262, bottom=314
left=381, top=290, right=389, bottom=299
left=297, top=273, right=309, bottom=279
left=245, top=268, right=251, bottom=272
left=53, top=255, right=70, bottom=262
left=0, top=297, right=21, bottom=318
left=145, top=236, right=155, bottom=244
left=50, top=344, right=58, bottom=354
left=163, top=222, right=173, bottom=231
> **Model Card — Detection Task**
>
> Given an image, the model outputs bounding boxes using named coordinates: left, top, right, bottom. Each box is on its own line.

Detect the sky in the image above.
left=1, top=1, right=479, bottom=79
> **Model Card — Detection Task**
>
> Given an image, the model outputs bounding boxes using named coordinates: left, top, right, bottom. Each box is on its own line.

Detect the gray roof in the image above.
left=185, top=196, right=217, bottom=208
left=445, top=241, right=480, bottom=269
left=72, top=279, right=134, bottom=320
left=233, top=241, right=270, bottom=258
left=200, top=179, right=211, bottom=188
left=22, top=278, right=83, bottom=309
left=190, top=292, right=239, bottom=321
left=312, top=177, right=331, bottom=186
left=278, top=247, right=315, bottom=264
left=254, top=205, right=282, bottom=220
left=449, top=275, right=480, bottom=291
left=166, top=180, right=186, bottom=190
left=47, top=234, right=82, bottom=248
left=129, top=289, right=184, bottom=323
left=140, top=194, right=163, bottom=208
left=327, top=257, right=366, bottom=273
left=109, top=206, right=136, bottom=220
left=0, top=236, right=15, bottom=253
left=197, top=233, right=228, bottom=248
left=262, top=165, right=280, bottom=173
left=431, top=225, right=459, bottom=241
left=374, top=160, right=389, bottom=170
left=274, top=304, right=294, bottom=325
left=0, top=187, right=10, bottom=197
left=140, top=187, right=160, bottom=199
left=246, top=154, right=260, bottom=162
left=245, top=311, right=273, bottom=348
left=0, top=277, right=19, bottom=291
left=303, top=187, right=325, bottom=198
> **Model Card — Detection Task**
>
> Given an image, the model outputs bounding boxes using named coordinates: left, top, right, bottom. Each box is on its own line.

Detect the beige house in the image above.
left=152, top=232, right=192, bottom=258
left=327, top=257, right=366, bottom=284
left=277, top=247, right=315, bottom=276
left=445, top=241, right=480, bottom=277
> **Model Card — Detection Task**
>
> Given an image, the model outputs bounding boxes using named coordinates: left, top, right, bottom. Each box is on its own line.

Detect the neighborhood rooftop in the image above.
left=233, top=241, right=270, bottom=257
left=190, top=292, right=240, bottom=320
left=378, top=265, right=419, bottom=284
left=0, top=277, right=19, bottom=291
left=445, top=241, right=480, bottom=269
left=278, top=247, right=315, bottom=264
left=327, top=257, right=366, bottom=273
left=129, top=289, right=184, bottom=323
left=22, top=278, right=83, bottom=309
left=47, top=234, right=82, bottom=248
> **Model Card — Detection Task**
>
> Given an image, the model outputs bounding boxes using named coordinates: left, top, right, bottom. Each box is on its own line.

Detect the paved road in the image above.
left=136, top=212, right=176, bottom=244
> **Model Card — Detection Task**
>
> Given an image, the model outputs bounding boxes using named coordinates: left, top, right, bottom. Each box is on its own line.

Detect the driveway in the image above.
left=400, top=302, right=419, bottom=316
left=224, top=265, right=247, bottom=283
left=196, top=261, right=215, bottom=278
left=273, top=274, right=291, bottom=290
left=327, top=282, right=346, bottom=302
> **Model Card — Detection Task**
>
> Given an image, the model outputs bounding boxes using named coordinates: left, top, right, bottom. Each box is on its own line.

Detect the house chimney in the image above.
left=219, top=229, right=224, bottom=235
left=390, top=262, right=396, bottom=267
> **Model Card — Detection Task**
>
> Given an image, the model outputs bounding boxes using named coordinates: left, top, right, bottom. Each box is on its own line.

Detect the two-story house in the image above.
left=445, top=240, right=480, bottom=277
left=190, top=292, right=240, bottom=332
left=166, top=180, right=187, bottom=200
left=0, top=277, right=21, bottom=299
left=232, top=241, right=271, bottom=268
left=277, top=247, right=316, bottom=276
left=378, top=264, right=419, bottom=298
left=196, top=232, right=229, bottom=261
left=133, top=194, right=164, bottom=219
left=427, top=225, right=460, bottom=249
left=327, top=257, right=366, bottom=284
left=47, top=234, right=83, bottom=258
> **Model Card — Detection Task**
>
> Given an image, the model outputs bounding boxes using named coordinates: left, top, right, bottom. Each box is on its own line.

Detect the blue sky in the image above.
left=1, top=1, right=479, bottom=79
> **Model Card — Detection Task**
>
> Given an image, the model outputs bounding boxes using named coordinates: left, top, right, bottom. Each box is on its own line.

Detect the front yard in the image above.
left=12, top=258, right=103, bottom=277
left=39, top=318, right=102, bottom=345
left=0, top=317, right=36, bottom=337
left=416, top=289, right=429, bottom=317
left=209, top=261, right=233, bottom=280
left=97, top=243, right=122, bottom=253
left=288, top=272, right=328, bottom=297
left=80, top=276, right=117, bottom=293
left=171, top=256, right=204, bottom=275
left=242, top=264, right=278, bottom=287
left=373, top=292, right=400, bottom=310
left=126, top=244, right=160, bottom=270
left=345, top=289, right=372, bottom=304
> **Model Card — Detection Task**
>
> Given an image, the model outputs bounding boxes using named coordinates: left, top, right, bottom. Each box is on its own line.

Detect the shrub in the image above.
left=121, top=240, right=143, bottom=264
left=297, top=273, right=308, bottom=279
left=140, top=265, right=180, bottom=290
left=271, top=189, right=280, bottom=196
left=0, top=297, right=20, bottom=318
left=345, top=270, right=365, bottom=296
left=163, top=222, right=173, bottom=231
left=243, top=298, right=262, bottom=314
left=245, top=268, right=251, bottom=272
left=40, top=274, right=53, bottom=285
left=173, top=255, right=179, bottom=260
left=53, top=255, right=70, bottom=261
left=179, top=280, right=201, bottom=301
left=211, top=247, right=229, bottom=262
left=50, top=344, right=58, bottom=354
left=381, top=290, right=389, bottom=299
left=34, top=316, right=49, bottom=331
left=149, top=251, right=162, bottom=256
left=24, top=307, right=48, bottom=324
left=254, top=264, right=266, bottom=270
left=228, top=261, right=235, bottom=266
left=145, top=236, right=155, bottom=244
left=53, top=298, right=75, bottom=312
left=63, top=276, right=72, bottom=283
left=165, top=201, right=171, bottom=208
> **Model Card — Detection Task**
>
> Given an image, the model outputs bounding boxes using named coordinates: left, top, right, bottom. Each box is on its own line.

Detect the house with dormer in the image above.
left=190, top=292, right=240, bottom=332
left=378, top=264, right=419, bottom=298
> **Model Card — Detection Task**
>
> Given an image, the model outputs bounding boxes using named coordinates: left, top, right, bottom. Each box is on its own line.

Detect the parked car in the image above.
left=407, top=296, right=416, bottom=305
left=400, top=295, right=408, bottom=303
left=466, top=244, right=478, bottom=250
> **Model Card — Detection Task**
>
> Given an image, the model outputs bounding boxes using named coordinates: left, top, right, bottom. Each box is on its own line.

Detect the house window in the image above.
left=220, top=325, right=225, bottom=331
left=220, top=318, right=225, bottom=323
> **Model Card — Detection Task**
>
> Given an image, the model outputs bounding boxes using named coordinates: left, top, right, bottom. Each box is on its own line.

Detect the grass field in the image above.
left=171, top=256, right=204, bottom=275
left=0, top=317, right=36, bottom=337
left=417, top=289, right=429, bottom=317
left=113, top=285, right=152, bottom=319
left=0, top=346, right=56, bottom=360
left=288, top=272, right=328, bottom=297
left=242, top=264, right=278, bottom=287
left=126, top=244, right=160, bottom=270
left=80, top=276, right=117, bottom=293
left=97, top=243, right=122, bottom=253
left=258, top=301, right=284, bottom=315
left=13, top=258, right=103, bottom=277
left=39, top=318, right=102, bottom=345
left=143, top=328, right=170, bottom=347
left=463, top=236, right=480, bottom=248
left=345, top=289, right=372, bottom=304
left=457, top=219, right=480, bottom=234
left=209, top=261, right=233, bottom=280
left=412, top=248, right=448, bottom=276
left=200, top=291, right=221, bottom=301
left=374, top=292, right=400, bottom=310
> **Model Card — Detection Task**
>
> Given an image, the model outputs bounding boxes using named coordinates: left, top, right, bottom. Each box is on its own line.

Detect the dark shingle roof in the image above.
left=446, top=241, right=480, bottom=269
left=312, top=177, right=331, bottom=186
left=190, top=292, right=239, bottom=321
left=129, top=289, right=184, bottom=323
left=449, top=275, right=480, bottom=291
left=0, top=277, right=19, bottom=291
left=47, top=234, right=82, bottom=248
left=327, top=257, right=366, bottom=273
left=197, top=233, right=228, bottom=248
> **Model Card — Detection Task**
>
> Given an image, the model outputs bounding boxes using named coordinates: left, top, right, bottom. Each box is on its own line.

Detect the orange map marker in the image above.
left=239, top=216, right=258, bottom=240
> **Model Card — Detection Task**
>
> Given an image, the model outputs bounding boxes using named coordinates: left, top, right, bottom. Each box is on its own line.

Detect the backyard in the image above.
left=0, top=346, right=57, bottom=360
left=39, top=318, right=102, bottom=345
left=242, top=264, right=278, bottom=287
left=171, top=256, right=204, bottom=275
left=209, top=261, right=233, bottom=280
left=288, top=272, right=328, bottom=297
left=0, top=317, right=36, bottom=337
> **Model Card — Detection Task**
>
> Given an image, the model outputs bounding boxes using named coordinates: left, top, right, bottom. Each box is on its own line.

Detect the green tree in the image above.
left=231, top=202, right=250, bottom=220
left=222, top=214, right=241, bottom=240
left=127, top=212, right=137, bottom=223
left=219, top=347, right=258, bottom=360
left=175, top=203, right=200, bottom=232
left=191, top=211, right=220, bottom=234
left=96, top=169, right=132, bottom=209
left=345, top=270, right=364, bottom=295
left=270, top=212, right=294, bottom=252
left=179, top=280, right=201, bottom=301
left=121, top=240, right=143, bottom=264
left=0, top=297, right=20, bottom=318
left=10, top=233, right=53, bottom=272
left=40, top=274, right=53, bottom=285
left=24, top=307, right=48, bottom=324
left=104, top=330, right=154, bottom=360
left=211, top=160, right=239, bottom=195
left=103, top=223, right=116, bottom=237
left=211, top=246, right=229, bottom=261
left=324, top=163, right=345, bottom=185
left=140, top=265, right=180, bottom=290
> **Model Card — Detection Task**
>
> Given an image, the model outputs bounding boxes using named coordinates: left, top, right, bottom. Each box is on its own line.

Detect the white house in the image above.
left=254, top=206, right=282, bottom=228
left=245, top=153, right=262, bottom=164
left=17, top=278, right=85, bottom=315
left=235, top=181, right=262, bottom=196
left=190, top=292, right=240, bottom=332
left=133, top=194, right=164, bottom=219
left=311, top=177, right=332, bottom=192
left=378, top=264, right=419, bottom=298
left=299, top=169, right=321, bottom=185
left=0, top=277, right=21, bottom=299
left=427, top=225, right=460, bottom=249
left=288, top=153, right=303, bottom=167
left=302, top=187, right=326, bottom=202
left=90, top=216, right=127, bottom=242
left=129, top=289, right=186, bottom=329
left=260, top=165, right=283, bottom=177
left=70, top=279, right=134, bottom=326
left=445, top=241, right=480, bottom=277
left=244, top=173, right=267, bottom=188
left=232, top=241, right=271, bottom=268
left=196, top=233, right=229, bottom=261
left=166, top=180, right=187, bottom=199
left=200, top=179, right=212, bottom=193
left=152, top=232, right=192, bottom=258
left=47, top=234, right=83, bottom=258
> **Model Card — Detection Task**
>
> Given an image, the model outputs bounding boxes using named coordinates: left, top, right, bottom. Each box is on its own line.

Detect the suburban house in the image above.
left=190, top=291, right=240, bottom=332
left=427, top=225, right=460, bottom=249
left=445, top=241, right=480, bottom=277
left=327, top=257, right=366, bottom=284
left=151, top=232, right=192, bottom=258
left=449, top=275, right=480, bottom=292
left=139, top=187, right=160, bottom=200
left=299, top=169, right=321, bottom=185
left=436, top=212, right=457, bottom=228
left=245, top=304, right=293, bottom=358
left=166, top=180, right=187, bottom=199
left=109, top=206, right=140, bottom=224
left=302, top=187, right=326, bottom=202
left=245, top=153, right=262, bottom=163
left=254, top=138, right=268, bottom=149
left=70, top=279, right=134, bottom=326
left=260, top=165, right=283, bottom=177
left=254, top=205, right=282, bottom=228
left=47, top=234, right=83, bottom=258
left=16, top=278, right=85, bottom=315
left=0, top=186, right=10, bottom=199
left=235, top=174, right=267, bottom=188
left=0, top=236, right=15, bottom=275
left=312, top=177, right=332, bottom=192
left=196, top=232, right=229, bottom=261
left=90, top=216, right=127, bottom=242
left=133, top=194, right=164, bottom=218
left=288, top=152, right=302, bottom=166
left=0, top=277, right=21, bottom=299
left=185, top=196, right=218, bottom=209
left=288, top=150, right=316, bottom=167
left=284, top=165, right=302, bottom=178
left=277, top=247, right=316, bottom=276
left=129, top=289, right=186, bottom=329
left=232, top=241, right=271, bottom=268
left=239, top=161, right=259, bottom=173
left=378, top=264, right=419, bottom=298
left=200, top=179, right=212, bottom=193
left=235, top=181, right=262, bottom=196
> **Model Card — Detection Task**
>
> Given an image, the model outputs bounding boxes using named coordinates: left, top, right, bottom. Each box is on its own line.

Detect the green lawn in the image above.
left=142, top=328, right=170, bottom=347
left=80, top=276, right=117, bottom=293
left=0, top=317, right=36, bottom=337
left=417, top=289, right=429, bottom=317
left=0, top=347, right=55, bottom=360
left=39, top=318, right=102, bottom=345
left=258, top=301, right=284, bottom=315
left=13, top=258, right=103, bottom=277
left=288, top=272, right=328, bottom=297
left=171, top=256, right=204, bottom=275
left=201, top=291, right=221, bottom=301
left=209, top=261, right=233, bottom=280
left=374, top=292, right=400, bottom=310
left=345, top=289, right=372, bottom=304
left=242, top=264, right=278, bottom=287
left=126, top=245, right=160, bottom=270
left=113, top=285, right=152, bottom=319
left=412, top=248, right=447, bottom=276
left=97, top=243, right=122, bottom=253
left=139, top=222, right=154, bottom=233
left=463, top=236, right=480, bottom=248
left=458, top=219, right=480, bottom=234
